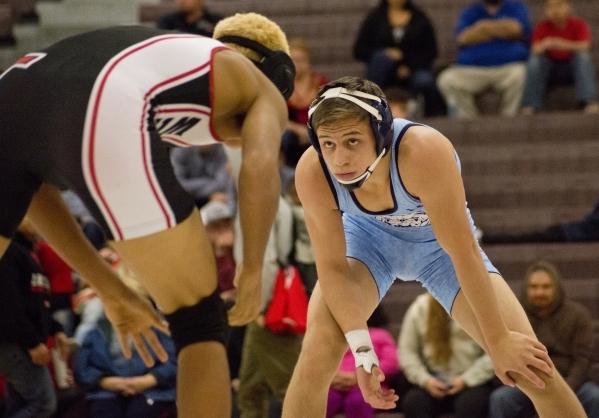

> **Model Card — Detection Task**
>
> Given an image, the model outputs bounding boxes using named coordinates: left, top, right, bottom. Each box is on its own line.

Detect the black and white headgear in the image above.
left=307, top=85, right=394, bottom=192
left=216, top=35, right=296, bottom=100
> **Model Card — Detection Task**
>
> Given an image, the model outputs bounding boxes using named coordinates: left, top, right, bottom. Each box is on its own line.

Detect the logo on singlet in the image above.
left=156, top=116, right=200, bottom=136
left=375, top=212, right=430, bottom=227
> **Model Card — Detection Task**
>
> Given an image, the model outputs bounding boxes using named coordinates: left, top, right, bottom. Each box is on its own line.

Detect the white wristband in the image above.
left=345, top=329, right=379, bottom=373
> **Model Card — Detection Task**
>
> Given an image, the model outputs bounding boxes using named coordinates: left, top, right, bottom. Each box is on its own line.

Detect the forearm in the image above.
left=237, top=149, right=280, bottom=272
left=485, top=19, right=523, bottom=40
left=26, top=184, right=130, bottom=299
left=458, top=19, right=522, bottom=45
left=319, top=269, right=369, bottom=334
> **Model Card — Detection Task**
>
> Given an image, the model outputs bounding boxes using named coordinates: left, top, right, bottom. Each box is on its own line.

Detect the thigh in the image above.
left=451, top=273, right=536, bottom=352
left=438, top=66, right=491, bottom=94
left=110, top=208, right=218, bottom=313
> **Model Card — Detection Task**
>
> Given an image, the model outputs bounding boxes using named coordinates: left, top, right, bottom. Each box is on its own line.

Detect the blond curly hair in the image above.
left=213, top=12, right=289, bottom=61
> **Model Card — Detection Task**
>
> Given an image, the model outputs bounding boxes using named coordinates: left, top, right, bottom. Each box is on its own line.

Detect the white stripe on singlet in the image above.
left=82, top=34, right=225, bottom=240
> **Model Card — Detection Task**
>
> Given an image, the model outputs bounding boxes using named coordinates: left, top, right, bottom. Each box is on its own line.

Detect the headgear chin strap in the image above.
left=216, top=35, right=296, bottom=100
left=335, top=148, right=386, bottom=192
left=307, top=86, right=394, bottom=192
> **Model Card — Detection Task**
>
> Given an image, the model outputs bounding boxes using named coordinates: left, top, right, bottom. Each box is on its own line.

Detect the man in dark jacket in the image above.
left=0, top=220, right=70, bottom=418
left=488, top=260, right=599, bottom=418
left=157, top=0, right=222, bottom=37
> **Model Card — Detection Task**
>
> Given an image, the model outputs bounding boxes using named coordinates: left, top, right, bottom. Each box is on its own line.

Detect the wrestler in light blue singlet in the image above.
left=318, top=118, right=499, bottom=314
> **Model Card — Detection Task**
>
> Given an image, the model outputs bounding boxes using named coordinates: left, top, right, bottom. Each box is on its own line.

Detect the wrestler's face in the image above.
left=316, top=118, right=377, bottom=182
left=526, top=271, right=556, bottom=311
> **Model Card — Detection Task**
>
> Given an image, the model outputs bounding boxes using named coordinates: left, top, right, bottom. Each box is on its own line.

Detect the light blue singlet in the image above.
left=319, top=118, right=499, bottom=314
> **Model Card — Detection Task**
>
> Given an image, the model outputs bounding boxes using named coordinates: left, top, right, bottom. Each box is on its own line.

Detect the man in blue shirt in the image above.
left=437, top=0, right=532, bottom=118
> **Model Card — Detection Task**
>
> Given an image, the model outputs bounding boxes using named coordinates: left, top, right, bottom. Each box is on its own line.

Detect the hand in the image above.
left=331, top=371, right=358, bottom=391
left=488, top=331, right=555, bottom=389
left=384, top=47, right=403, bottom=61
left=100, top=377, right=136, bottom=396
left=29, top=343, right=51, bottom=365
left=228, top=263, right=262, bottom=326
left=424, top=377, right=449, bottom=399
left=101, top=288, right=170, bottom=367
left=446, top=376, right=466, bottom=396
left=126, top=374, right=157, bottom=393
left=356, top=366, right=398, bottom=410
left=54, top=332, right=70, bottom=362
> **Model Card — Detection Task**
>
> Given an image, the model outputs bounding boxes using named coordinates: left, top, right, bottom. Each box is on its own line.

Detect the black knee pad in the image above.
left=163, top=290, right=227, bottom=355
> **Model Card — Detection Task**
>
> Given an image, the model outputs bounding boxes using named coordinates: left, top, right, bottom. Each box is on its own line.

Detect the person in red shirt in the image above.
left=281, top=38, right=328, bottom=168
left=520, top=0, right=599, bottom=114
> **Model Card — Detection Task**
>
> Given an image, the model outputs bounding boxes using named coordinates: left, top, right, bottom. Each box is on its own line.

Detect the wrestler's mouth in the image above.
left=334, top=172, right=357, bottom=181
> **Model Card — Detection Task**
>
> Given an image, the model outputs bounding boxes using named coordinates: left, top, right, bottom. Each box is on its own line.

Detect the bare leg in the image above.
left=110, top=209, right=230, bottom=418
left=282, top=259, right=380, bottom=418
left=451, top=273, right=586, bottom=418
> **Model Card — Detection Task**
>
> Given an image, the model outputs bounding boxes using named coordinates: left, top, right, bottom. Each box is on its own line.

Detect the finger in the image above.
left=143, top=329, right=169, bottom=363
left=533, top=349, right=555, bottom=376
left=373, top=367, right=385, bottom=382
left=498, top=372, right=516, bottom=387
left=520, top=367, right=546, bottom=389
left=116, top=331, right=132, bottom=359
left=529, top=357, right=554, bottom=378
left=132, top=334, right=155, bottom=368
left=154, top=320, right=171, bottom=336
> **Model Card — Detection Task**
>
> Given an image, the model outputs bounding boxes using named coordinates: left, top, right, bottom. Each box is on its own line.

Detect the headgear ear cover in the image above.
left=307, top=83, right=394, bottom=191
left=216, top=35, right=296, bottom=100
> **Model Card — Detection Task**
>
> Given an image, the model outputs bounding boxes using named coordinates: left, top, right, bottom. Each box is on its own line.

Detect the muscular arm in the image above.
left=399, top=127, right=509, bottom=346
left=458, top=18, right=524, bottom=46
left=295, top=149, right=369, bottom=333
left=212, top=50, right=286, bottom=275
left=25, top=184, right=169, bottom=365
left=212, top=50, right=287, bottom=324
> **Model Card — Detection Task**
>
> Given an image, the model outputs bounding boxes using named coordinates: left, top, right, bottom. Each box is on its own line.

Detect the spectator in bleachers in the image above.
left=384, top=86, right=414, bottom=119
left=437, top=0, right=531, bottom=118
left=282, top=38, right=328, bottom=168
left=201, top=200, right=237, bottom=307
left=0, top=220, right=70, bottom=418
left=74, top=312, right=177, bottom=418
left=353, top=0, right=444, bottom=117
left=482, top=198, right=599, bottom=244
left=399, top=293, right=495, bottom=418
left=157, top=0, right=222, bottom=37
left=520, top=0, right=599, bottom=115
left=235, top=196, right=299, bottom=418
left=285, top=177, right=317, bottom=297
left=326, top=305, right=400, bottom=418
left=170, top=143, right=236, bottom=212
left=489, top=260, right=599, bottom=418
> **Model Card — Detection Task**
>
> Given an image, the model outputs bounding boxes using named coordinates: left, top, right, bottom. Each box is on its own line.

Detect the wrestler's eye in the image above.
left=321, top=141, right=334, bottom=149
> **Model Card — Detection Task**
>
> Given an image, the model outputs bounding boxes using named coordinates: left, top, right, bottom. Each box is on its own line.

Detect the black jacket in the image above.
left=353, top=5, right=438, bottom=71
left=157, top=9, right=223, bottom=37
left=0, top=233, right=63, bottom=349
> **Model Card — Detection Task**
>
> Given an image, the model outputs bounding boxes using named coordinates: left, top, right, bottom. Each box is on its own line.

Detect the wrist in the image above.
left=345, top=329, right=379, bottom=373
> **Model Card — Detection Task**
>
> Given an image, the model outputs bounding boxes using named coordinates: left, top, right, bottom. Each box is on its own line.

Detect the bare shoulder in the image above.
left=399, top=125, right=454, bottom=163
left=295, top=147, right=338, bottom=211
left=399, top=125, right=460, bottom=196
left=211, top=49, right=285, bottom=117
